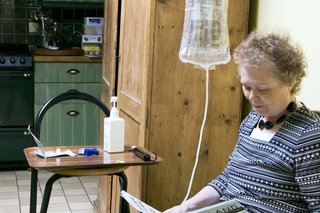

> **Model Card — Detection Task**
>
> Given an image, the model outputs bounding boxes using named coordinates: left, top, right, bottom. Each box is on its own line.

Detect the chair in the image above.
left=29, top=90, right=129, bottom=213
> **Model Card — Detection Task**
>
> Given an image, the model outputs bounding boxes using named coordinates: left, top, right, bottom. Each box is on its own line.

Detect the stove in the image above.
left=0, top=44, right=33, bottom=69
left=0, top=43, right=34, bottom=170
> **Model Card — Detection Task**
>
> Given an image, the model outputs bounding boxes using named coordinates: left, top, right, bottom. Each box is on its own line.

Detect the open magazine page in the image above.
left=120, top=190, right=161, bottom=213
left=188, top=199, right=247, bottom=213
left=120, top=190, right=247, bottom=213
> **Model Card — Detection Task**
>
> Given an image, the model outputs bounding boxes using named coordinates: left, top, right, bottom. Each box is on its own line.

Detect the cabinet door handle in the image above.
left=67, top=69, right=80, bottom=75
left=66, top=110, right=80, bottom=117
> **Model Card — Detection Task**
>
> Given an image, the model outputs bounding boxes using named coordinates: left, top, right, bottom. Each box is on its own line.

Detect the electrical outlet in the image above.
left=28, top=22, right=39, bottom=33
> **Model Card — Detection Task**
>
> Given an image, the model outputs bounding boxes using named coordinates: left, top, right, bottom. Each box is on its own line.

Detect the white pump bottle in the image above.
left=104, top=96, right=125, bottom=153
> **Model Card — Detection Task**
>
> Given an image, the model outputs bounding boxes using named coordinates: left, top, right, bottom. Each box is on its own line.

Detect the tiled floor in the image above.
left=0, top=170, right=98, bottom=213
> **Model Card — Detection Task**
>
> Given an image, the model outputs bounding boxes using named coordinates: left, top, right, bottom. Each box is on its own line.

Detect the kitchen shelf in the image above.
left=33, top=55, right=102, bottom=63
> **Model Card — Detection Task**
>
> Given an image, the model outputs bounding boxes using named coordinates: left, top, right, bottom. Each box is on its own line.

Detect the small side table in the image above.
left=24, top=145, right=161, bottom=213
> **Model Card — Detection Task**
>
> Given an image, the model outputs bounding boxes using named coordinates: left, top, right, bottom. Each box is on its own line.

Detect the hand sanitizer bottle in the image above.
left=104, top=96, right=125, bottom=152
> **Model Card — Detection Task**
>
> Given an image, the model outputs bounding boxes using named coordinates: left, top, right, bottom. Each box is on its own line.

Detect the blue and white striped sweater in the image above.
left=209, top=105, right=320, bottom=213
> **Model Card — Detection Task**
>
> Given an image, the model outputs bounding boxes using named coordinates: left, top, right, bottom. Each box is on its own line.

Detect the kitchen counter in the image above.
left=33, top=55, right=102, bottom=63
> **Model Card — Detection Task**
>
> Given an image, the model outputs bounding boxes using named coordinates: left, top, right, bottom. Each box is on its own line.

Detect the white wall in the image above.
left=253, top=0, right=320, bottom=110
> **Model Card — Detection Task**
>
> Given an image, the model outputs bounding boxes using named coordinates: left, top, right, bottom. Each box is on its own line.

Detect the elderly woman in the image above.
left=164, top=31, right=320, bottom=213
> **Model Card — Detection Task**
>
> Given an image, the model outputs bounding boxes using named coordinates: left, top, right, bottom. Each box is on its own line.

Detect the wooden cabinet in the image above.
left=34, top=62, right=102, bottom=146
left=99, top=0, right=250, bottom=212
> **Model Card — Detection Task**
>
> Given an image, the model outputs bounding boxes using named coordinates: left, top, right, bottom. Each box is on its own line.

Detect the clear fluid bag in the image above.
left=179, top=0, right=230, bottom=70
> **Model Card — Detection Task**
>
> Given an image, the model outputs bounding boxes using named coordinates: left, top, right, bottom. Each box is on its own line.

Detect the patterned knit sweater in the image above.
left=209, top=104, right=320, bottom=213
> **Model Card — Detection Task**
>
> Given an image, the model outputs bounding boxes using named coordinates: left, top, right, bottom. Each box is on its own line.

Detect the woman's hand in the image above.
left=162, top=186, right=221, bottom=213
left=163, top=203, right=189, bottom=213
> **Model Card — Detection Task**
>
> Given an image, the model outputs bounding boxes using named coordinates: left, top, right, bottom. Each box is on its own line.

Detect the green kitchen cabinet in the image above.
left=34, top=62, right=102, bottom=146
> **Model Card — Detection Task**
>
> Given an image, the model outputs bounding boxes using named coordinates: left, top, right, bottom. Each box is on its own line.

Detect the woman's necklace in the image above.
left=257, top=101, right=297, bottom=130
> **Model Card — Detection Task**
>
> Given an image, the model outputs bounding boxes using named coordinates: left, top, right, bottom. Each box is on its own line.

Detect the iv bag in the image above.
left=179, top=0, right=230, bottom=70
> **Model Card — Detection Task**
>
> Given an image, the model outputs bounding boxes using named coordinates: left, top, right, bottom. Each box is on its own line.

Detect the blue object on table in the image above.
left=84, top=148, right=99, bottom=156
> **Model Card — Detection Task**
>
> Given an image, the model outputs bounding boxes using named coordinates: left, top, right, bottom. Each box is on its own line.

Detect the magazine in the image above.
left=27, top=125, right=76, bottom=159
left=120, top=190, right=247, bottom=213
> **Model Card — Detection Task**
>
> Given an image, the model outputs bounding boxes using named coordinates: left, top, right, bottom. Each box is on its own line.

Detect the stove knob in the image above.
left=0, top=58, right=5, bottom=64
left=10, top=58, right=15, bottom=64
left=20, top=58, right=26, bottom=64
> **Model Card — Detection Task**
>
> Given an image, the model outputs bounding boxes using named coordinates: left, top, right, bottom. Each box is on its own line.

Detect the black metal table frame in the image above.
left=29, top=167, right=130, bottom=213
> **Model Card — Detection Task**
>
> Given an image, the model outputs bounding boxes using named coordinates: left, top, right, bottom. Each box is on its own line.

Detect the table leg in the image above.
left=30, top=168, right=38, bottom=213
left=29, top=170, right=129, bottom=213
left=40, top=174, right=67, bottom=213
left=114, top=172, right=130, bottom=213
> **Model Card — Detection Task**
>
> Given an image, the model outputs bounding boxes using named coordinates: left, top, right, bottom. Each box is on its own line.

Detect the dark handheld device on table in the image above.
left=132, top=146, right=151, bottom=161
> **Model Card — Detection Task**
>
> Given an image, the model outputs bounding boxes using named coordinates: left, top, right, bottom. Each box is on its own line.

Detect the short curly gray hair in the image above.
left=233, top=31, right=307, bottom=95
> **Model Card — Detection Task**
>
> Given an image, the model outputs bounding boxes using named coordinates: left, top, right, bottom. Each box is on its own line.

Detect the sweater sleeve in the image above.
left=206, top=112, right=253, bottom=197
left=207, top=165, right=230, bottom=196
left=295, top=122, right=320, bottom=212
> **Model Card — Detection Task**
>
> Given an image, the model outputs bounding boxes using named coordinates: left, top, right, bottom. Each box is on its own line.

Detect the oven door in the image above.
left=0, top=127, right=34, bottom=170
left=0, top=70, right=34, bottom=127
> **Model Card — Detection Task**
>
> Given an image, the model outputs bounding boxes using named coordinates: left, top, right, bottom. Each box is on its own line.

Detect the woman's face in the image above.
left=239, top=66, right=294, bottom=119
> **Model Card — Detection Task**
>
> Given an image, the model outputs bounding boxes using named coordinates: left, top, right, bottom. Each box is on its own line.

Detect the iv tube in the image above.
left=183, top=67, right=210, bottom=202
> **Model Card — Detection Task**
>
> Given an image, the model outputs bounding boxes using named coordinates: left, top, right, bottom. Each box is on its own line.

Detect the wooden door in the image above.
left=96, top=0, right=119, bottom=212
left=116, top=0, right=155, bottom=202
left=98, top=1, right=155, bottom=212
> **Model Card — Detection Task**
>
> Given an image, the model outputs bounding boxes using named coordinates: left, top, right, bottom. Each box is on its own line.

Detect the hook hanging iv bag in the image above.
left=179, top=0, right=230, bottom=70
